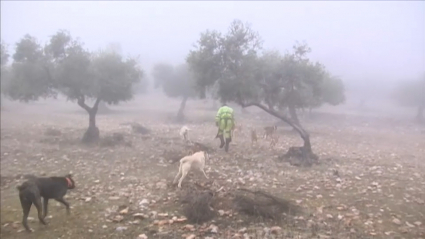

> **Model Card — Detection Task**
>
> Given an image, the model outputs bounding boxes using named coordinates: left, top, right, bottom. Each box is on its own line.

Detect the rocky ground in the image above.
left=1, top=97, right=424, bottom=239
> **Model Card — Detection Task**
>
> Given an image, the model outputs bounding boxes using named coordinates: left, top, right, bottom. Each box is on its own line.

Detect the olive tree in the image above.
left=1, top=40, right=10, bottom=107
left=3, top=30, right=145, bottom=143
left=188, top=20, right=312, bottom=165
left=152, top=63, right=197, bottom=122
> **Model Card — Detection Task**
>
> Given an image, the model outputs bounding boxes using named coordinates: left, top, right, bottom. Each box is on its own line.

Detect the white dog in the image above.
left=179, top=126, right=190, bottom=141
left=173, top=151, right=209, bottom=188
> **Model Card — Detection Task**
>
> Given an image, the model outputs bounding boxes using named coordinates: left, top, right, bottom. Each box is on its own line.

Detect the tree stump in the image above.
left=279, top=146, right=319, bottom=167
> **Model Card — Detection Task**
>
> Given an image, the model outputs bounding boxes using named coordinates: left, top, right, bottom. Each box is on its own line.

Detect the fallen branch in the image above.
left=233, top=188, right=301, bottom=221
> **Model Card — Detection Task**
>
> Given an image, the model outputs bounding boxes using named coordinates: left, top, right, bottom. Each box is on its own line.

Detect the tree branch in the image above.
left=238, top=101, right=309, bottom=142
left=77, top=95, right=91, bottom=113
left=92, top=97, right=101, bottom=113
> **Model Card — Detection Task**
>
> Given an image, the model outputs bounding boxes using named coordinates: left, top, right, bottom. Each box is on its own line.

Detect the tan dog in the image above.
left=231, top=124, right=242, bottom=141
left=270, top=135, right=279, bottom=148
left=179, top=126, right=190, bottom=141
left=251, top=129, right=258, bottom=146
left=173, top=151, right=209, bottom=188
left=263, top=125, right=277, bottom=140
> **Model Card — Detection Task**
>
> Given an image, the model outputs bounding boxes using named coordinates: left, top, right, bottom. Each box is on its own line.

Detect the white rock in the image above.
left=116, top=226, right=127, bottom=232
left=392, top=218, right=401, bottom=225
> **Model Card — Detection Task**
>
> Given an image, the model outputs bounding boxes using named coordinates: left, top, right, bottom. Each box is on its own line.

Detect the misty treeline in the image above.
left=392, top=76, right=425, bottom=123
left=0, top=20, right=423, bottom=152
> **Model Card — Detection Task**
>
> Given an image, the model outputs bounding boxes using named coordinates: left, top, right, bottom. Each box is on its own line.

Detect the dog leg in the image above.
left=55, top=198, right=71, bottom=215
left=173, top=163, right=182, bottom=184
left=20, top=195, right=32, bottom=232
left=200, top=161, right=209, bottom=179
left=43, top=198, right=49, bottom=218
left=178, top=167, right=189, bottom=188
left=201, top=168, right=209, bottom=179
left=34, top=197, right=47, bottom=225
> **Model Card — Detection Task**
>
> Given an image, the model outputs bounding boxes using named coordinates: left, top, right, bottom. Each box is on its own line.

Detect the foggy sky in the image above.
left=1, top=1, right=424, bottom=83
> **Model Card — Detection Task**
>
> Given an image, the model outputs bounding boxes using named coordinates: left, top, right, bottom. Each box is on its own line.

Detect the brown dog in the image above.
left=263, top=125, right=277, bottom=140
left=17, top=174, right=75, bottom=232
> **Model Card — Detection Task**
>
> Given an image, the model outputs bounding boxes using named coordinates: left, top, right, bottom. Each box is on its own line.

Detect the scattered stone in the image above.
left=209, top=224, right=218, bottom=233
left=156, top=181, right=167, bottom=190
left=119, top=207, right=129, bottom=215
left=270, top=226, right=282, bottom=234
left=138, top=234, right=148, bottom=239
left=185, top=234, right=196, bottom=239
left=113, top=215, right=124, bottom=222
left=116, top=226, right=127, bottom=232
left=392, top=218, right=401, bottom=225
left=133, top=213, right=147, bottom=220
left=182, top=224, right=195, bottom=231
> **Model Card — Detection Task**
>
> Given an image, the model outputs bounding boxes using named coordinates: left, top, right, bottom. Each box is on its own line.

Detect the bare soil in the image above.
left=1, top=95, right=424, bottom=239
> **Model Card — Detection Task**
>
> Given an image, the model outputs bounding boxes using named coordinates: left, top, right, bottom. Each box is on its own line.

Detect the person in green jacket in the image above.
left=215, top=103, right=235, bottom=152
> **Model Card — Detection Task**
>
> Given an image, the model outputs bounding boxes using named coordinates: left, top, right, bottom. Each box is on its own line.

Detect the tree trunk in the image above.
left=176, top=96, right=188, bottom=122
left=78, top=96, right=101, bottom=144
left=288, top=105, right=300, bottom=126
left=239, top=102, right=317, bottom=167
left=417, top=104, right=424, bottom=123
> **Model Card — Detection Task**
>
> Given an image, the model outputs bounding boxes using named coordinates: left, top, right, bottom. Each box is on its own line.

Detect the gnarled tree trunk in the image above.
left=78, top=96, right=101, bottom=144
left=176, top=96, right=188, bottom=122
left=288, top=105, right=300, bottom=126
left=240, top=102, right=318, bottom=167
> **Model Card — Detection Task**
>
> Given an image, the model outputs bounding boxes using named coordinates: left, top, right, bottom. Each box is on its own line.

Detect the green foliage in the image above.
left=7, top=35, right=56, bottom=101
left=152, top=63, right=197, bottom=99
left=320, top=75, right=346, bottom=106
left=1, top=41, right=10, bottom=98
left=187, top=21, right=345, bottom=111
left=3, top=30, right=145, bottom=105
left=90, top=52, right=143, bottom=104
left=1, top=40, right=9, bottom=66
left=187, top=20, right=262, bottom=102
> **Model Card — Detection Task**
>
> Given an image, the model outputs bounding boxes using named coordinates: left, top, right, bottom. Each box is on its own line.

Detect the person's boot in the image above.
left=219, top=135, right=225, bottom=148
left=225, top=138, right=230, bottom=152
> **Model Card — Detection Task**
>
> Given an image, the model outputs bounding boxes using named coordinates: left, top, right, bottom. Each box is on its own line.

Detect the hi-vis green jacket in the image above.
left=215, top=105, right=235, bottom=137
